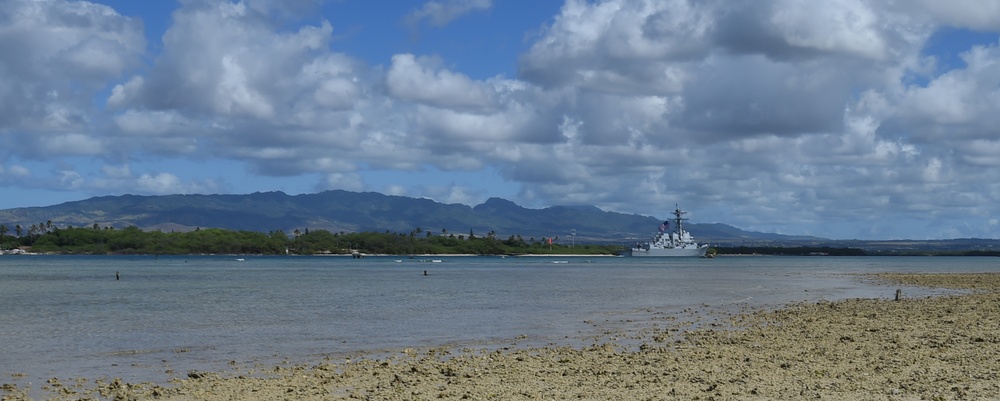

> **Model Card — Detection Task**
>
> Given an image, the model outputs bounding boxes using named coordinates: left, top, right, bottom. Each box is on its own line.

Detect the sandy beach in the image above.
left=5, top=272, right=1000, bottom=400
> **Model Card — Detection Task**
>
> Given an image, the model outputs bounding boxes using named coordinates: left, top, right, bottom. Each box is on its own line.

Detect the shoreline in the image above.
left=5, top=272, right=1000, bottom=400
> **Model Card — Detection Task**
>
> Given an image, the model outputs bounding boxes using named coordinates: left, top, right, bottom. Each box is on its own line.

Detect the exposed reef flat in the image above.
left=5, top=273, right=1000, bottom=400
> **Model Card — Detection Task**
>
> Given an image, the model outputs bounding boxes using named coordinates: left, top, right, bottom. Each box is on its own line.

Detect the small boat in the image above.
left=235, top=258, right=245, bottom=262
left=625, top=204, right=709, bottom=257
left=551, top=260, right=569, bottom=264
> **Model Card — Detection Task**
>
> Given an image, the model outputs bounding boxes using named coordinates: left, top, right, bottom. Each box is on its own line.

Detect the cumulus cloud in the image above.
left=917, top=0, right=1000, bottom=31
left=0, top=164, right=31, bottom=180
left=37, top=133, right=106, bottom=156
left=891, top=42, right=1000, bottom=140
left=767, top=0, right=888, bottom=60
left=321, top=173, right=365, bottom=192
left=101, top=164, right=132, bottom=179
left=405, top=0, right=492, bottom=27
left=0, top=0, right=143, bottom=143
left=510, top=0, right=1000, bottom=238
left=439, top=185, right=484, bottom=205
left=85, top=168, right=222, bottom=195
left=134, top=1, right=331, bottom=118
left=4, top=0, right=1000, bottom=239
left=386, top=54, right=496, bottom=111
left=136, top=173, right=186, bottom=194
left=519, top=0, right=710, bottom=93
left=101, top=1, right=383, bottom=174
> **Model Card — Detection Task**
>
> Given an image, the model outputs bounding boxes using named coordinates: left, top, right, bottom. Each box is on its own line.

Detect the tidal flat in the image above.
left=4, top=272, right=1000, bottom=400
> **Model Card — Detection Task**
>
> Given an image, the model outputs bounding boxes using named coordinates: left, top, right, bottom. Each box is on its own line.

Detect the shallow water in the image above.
left=1, top=255, right=995, bottom=388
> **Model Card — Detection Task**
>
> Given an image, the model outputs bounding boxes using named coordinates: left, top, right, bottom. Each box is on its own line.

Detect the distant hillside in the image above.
left=0, top=190, right=815, bottom=244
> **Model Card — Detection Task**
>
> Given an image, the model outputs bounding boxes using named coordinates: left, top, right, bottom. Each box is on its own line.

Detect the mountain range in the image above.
left=0, top=190, right=814, bottom=244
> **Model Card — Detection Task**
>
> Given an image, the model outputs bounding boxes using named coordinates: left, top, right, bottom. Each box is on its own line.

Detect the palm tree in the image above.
left=15, top=224, right=23, bottom=237
left=0, top=224, right=7, bottom=239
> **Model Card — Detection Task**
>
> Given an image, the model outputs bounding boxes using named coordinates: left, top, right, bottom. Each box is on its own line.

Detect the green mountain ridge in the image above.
left=0, top=190, right=813, bottom=244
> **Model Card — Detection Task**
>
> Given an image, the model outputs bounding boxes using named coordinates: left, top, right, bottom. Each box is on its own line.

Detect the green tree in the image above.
left=22, top=225, right=623, bottom=256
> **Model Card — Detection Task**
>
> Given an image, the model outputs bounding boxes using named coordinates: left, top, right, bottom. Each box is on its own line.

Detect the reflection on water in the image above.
left=0, top=255, right=993, bottom=387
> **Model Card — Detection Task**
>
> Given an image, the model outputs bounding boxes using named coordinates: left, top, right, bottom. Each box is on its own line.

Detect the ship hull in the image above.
left=625, top=204, right=708, bottom=258
left=629, top=246, right=708, bottom=257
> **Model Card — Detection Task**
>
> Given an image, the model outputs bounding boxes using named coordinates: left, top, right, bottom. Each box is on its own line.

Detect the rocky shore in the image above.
left=4, top=272, right=1000, bottom=400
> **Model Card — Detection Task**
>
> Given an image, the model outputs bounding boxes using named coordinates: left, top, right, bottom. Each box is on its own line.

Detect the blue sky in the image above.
left=2, top=0, right=1000, bottom=240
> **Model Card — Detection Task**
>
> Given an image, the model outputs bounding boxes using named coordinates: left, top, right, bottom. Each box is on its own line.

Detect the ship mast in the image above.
left=672, top=204, right=687, bottom=234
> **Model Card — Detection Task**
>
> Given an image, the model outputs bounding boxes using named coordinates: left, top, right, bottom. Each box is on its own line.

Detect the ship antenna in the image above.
left=674, top=203, right=687, bottom=233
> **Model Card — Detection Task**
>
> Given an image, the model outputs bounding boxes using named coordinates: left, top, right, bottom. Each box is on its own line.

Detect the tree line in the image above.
left=11, top=224, right=992, bottom=257
left=0, top=224, right=619, bottom=256
left=713, top=246, right=867, bottom=256
left=713, top=246, right=1000, bottom=256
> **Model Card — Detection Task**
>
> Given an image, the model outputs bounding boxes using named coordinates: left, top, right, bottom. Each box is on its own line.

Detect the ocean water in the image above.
left=1, top=255, right=997, bottom=388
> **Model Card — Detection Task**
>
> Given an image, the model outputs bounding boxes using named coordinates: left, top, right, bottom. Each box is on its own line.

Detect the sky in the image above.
left=1, top=0, right=1000, bottom=240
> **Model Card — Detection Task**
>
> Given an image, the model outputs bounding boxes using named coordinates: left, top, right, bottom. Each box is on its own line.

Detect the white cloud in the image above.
left=917, top=0, right=1000, bottom=31
left=133, top=2, right=333, bottom=117
left=136, top=173, right=183, bottom=194
left=386, top=54, right=496, bottom=111
left=107, top=76, right=145, bottom=108
left=58, top=170, right=84, bottom=189
left=114, top=110, right=191, bottom=136
left=769, top=0, right=887, bottom=60
left=0, top=0, right=144, bottom=133
left=955, top=140, right=1000, bottom=167
left=440, top=185, right=480, bottom=205
left=134, top=172, right=219, bottom=195
left=503, top=0, right=1000, bottom=238
left=892, top=43, right=1000, bottom=138
left=0, top=0, right=145, bottom=78
left=405, top=0, right=492, bottom=27
left=0, top=164, right=30, bottom=178
left=38, top=133, right=105, bottom=156
left=519, top=0, right=709, bottom=93
left=101, top=164, right=132, bottom=179
left=322, top=173, right=365, bottom=192
left=384, top=185, right=407, bottom=196
left=54, top=165, right=222, bottom=197
left=4, top=0, right=1000, bottom=239
left=312, top=76, right=361, bottom=109
left=922, top=157, right=945, bottom=182
left=414, top=184, right=488, bottom=207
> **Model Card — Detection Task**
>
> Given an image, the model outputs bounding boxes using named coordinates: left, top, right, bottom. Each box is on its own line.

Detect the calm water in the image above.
left=1, top=255, right=997, bottom=388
